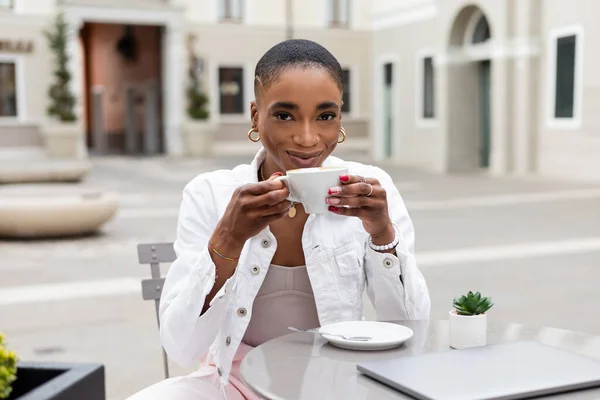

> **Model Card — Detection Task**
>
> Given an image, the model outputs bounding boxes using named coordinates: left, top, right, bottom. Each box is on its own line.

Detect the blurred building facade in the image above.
left=0, top=0, right=599, bottom=181
left=0, top=0, right=371, bottom=158
left=373, top=0, right=599, bottom=181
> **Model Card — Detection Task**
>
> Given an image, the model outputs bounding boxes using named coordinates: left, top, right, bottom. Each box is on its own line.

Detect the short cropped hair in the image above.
left=254, top=39, right=343, bottom=98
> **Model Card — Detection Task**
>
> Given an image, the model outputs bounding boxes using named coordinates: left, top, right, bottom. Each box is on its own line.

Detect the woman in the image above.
left=128, top=39, right=430, bottom=400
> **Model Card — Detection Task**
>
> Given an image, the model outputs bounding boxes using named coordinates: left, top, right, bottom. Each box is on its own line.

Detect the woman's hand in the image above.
left=210, top=173, right=292, bottom=258
left=202, top=173, right=291, bottom=314
left=325, top=174, right=395, bottom=245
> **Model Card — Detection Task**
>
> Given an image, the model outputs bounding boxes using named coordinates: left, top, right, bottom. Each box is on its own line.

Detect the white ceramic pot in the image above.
left=449, top=309, right=487, bottom=349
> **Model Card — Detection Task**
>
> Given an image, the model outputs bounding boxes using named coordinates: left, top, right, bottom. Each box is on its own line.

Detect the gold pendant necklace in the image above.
left=260, top=164, right=297, bottom=218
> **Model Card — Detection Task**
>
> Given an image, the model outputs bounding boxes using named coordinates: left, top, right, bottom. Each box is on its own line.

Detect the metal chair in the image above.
left=137, top=242, right=176, bottom=379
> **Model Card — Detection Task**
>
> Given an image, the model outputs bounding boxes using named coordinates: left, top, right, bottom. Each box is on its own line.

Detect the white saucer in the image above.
left=318, top=321, right=414, bottom=351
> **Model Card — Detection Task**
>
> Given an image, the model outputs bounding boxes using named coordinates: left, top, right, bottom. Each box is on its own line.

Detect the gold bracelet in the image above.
left=208, top=243, right=239, bottom=262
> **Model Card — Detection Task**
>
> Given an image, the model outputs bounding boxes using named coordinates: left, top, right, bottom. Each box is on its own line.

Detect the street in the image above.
left=1, top=150, right=600, bottom=399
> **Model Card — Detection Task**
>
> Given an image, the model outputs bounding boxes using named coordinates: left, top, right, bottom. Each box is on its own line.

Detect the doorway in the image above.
left=478, top=60, right=491, bottom=168
left=444, top=5, right=495, bottom=172
left=80, top=23, right=164, bottom=155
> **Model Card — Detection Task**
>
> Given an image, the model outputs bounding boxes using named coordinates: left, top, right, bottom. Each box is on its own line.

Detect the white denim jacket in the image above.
left=158, top=148, right=431, bottom=393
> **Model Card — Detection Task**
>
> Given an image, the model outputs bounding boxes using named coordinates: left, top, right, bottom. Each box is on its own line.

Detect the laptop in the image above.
left=357, top=341, right=600, bottom=400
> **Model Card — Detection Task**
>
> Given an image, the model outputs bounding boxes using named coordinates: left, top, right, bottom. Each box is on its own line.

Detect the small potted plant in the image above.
left=182, top=34, right=216, bottom=157
left=41, top=12, right=87, bottom=160
left=449, top=291, right=494, bottom=349
left=0, top=333, right=18, bottom=399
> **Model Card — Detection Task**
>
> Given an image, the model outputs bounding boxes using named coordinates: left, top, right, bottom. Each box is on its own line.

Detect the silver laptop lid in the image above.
left=357, top=341, right=600, bottom=400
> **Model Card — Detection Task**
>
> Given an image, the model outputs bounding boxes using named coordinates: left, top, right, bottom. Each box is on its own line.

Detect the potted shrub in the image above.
left=1, top=333, right=106, bottom=400
left=182, top=34, right=216, bottom=157
left=1, top=333, right=18, bottom=399
left=40, top=12, right=87, bottom=160
left=449, top=291, right=494, bottom=349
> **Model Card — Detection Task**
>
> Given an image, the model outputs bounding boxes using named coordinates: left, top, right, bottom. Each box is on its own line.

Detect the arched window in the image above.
left=472, top=15, right=491, bottom=44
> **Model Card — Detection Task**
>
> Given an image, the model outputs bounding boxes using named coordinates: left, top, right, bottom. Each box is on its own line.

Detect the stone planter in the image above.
left=0, top=191, right=119, bottom=239
left=449, top=309, right=487, bottom=349
left=40, top=122, right=87, bottom=160
left=7, top=362, right=105, bottom=400
left=182, top=120, right=217, bottom=157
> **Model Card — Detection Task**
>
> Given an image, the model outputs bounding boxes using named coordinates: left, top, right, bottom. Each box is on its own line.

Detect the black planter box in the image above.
left=7, top=362, right=105, bottom=400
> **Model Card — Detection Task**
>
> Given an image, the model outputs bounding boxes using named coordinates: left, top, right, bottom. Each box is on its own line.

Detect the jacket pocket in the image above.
left=334, top=244, right=362, bottom=277
left=332, top=243, right=364, bottom=303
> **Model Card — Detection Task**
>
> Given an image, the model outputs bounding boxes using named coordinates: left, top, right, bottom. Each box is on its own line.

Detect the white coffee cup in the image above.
left=275, top=166, right=349, bottom=214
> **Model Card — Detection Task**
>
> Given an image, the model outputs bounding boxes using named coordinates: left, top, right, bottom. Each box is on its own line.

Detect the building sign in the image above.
left=0, top=40, right=34, bottom=53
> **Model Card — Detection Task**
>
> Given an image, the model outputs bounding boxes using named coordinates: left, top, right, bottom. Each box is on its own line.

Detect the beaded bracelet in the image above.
left=208, top=243, right=239, bottom=262
left=368, top=224, right=399, bottom=252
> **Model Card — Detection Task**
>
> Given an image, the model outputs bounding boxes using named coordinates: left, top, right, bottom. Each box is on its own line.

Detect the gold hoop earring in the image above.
left=338, top=127, right=347, bottom=144
left=248, top=128, right=260, bottom=143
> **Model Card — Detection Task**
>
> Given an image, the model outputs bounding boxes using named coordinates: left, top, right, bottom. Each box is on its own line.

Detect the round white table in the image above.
left=240, top=320, right=600, bottom=400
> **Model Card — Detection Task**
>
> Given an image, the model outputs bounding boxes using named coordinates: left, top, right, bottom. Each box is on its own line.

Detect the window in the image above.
left=0, top=0, right=14, bottom=9
left=328, top=0, right=350, bottom=27
left=416, top=51, right=436, bottom=126
left=547, top=26, right=583, bottom=128
left=218, top=0, right=243, bottom=21
left=422, top=56, right=435, bottom=119
left=554, top=35, right=577, bottom=118
left=219, top=67, right=244, bottom=115
left=341, top=68, right=351, bottom=113
left=472, top=15, right=490, bottom=44
left=0, top=61, right=18, bottom=117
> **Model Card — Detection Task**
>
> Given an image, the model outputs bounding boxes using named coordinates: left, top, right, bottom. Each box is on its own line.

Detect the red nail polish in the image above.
left=328, top=206, right=339, bottom=212
left=271, top=172, right=283, bottom=177
left=340, top=175, right=350, bottom=182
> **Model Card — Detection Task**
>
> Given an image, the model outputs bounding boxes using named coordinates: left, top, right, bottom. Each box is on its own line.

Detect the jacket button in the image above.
left=237, top=307, right=247, bottom=317
left=225, top=336, right=231, bottom=346
left=383, top=258, right=394, bottom=268
left=261, top=239, right=270, bottom=248
left=251, top=265, right=260, bottom=275
left=217, top=367, right=222, bottom=376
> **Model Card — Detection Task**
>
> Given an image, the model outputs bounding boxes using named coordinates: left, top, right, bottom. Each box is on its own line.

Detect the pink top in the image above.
left=242, top=265, right=320, bottom=347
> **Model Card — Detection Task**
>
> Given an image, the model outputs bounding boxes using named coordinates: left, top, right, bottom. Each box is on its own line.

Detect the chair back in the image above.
left=137, top=242, right=176, bottom=379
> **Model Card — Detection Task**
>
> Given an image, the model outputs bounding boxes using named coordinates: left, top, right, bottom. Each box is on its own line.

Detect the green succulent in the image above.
left=452, top=291, right=494, bottom=316
left=0, top=333, right=18, bottom=399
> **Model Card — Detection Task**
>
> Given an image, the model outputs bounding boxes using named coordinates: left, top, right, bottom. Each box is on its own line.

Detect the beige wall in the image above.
left=372, top=15, right=443, bottom=169
left=184, top=0, right=372, bottom=30
left=187, top=22, right=371, bottom=140
left=537, top=0, right=600, bottom=181
left=12, top=0, right=53, bottom=14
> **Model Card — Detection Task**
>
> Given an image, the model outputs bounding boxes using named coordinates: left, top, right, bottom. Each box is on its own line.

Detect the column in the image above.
left=490, top=57, right=509, bottom=175
left=162, top=24, right=185, bottom=157
left=434, top=56, right=450, bottom=173
left=512, top=0, right=541, bottom=175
